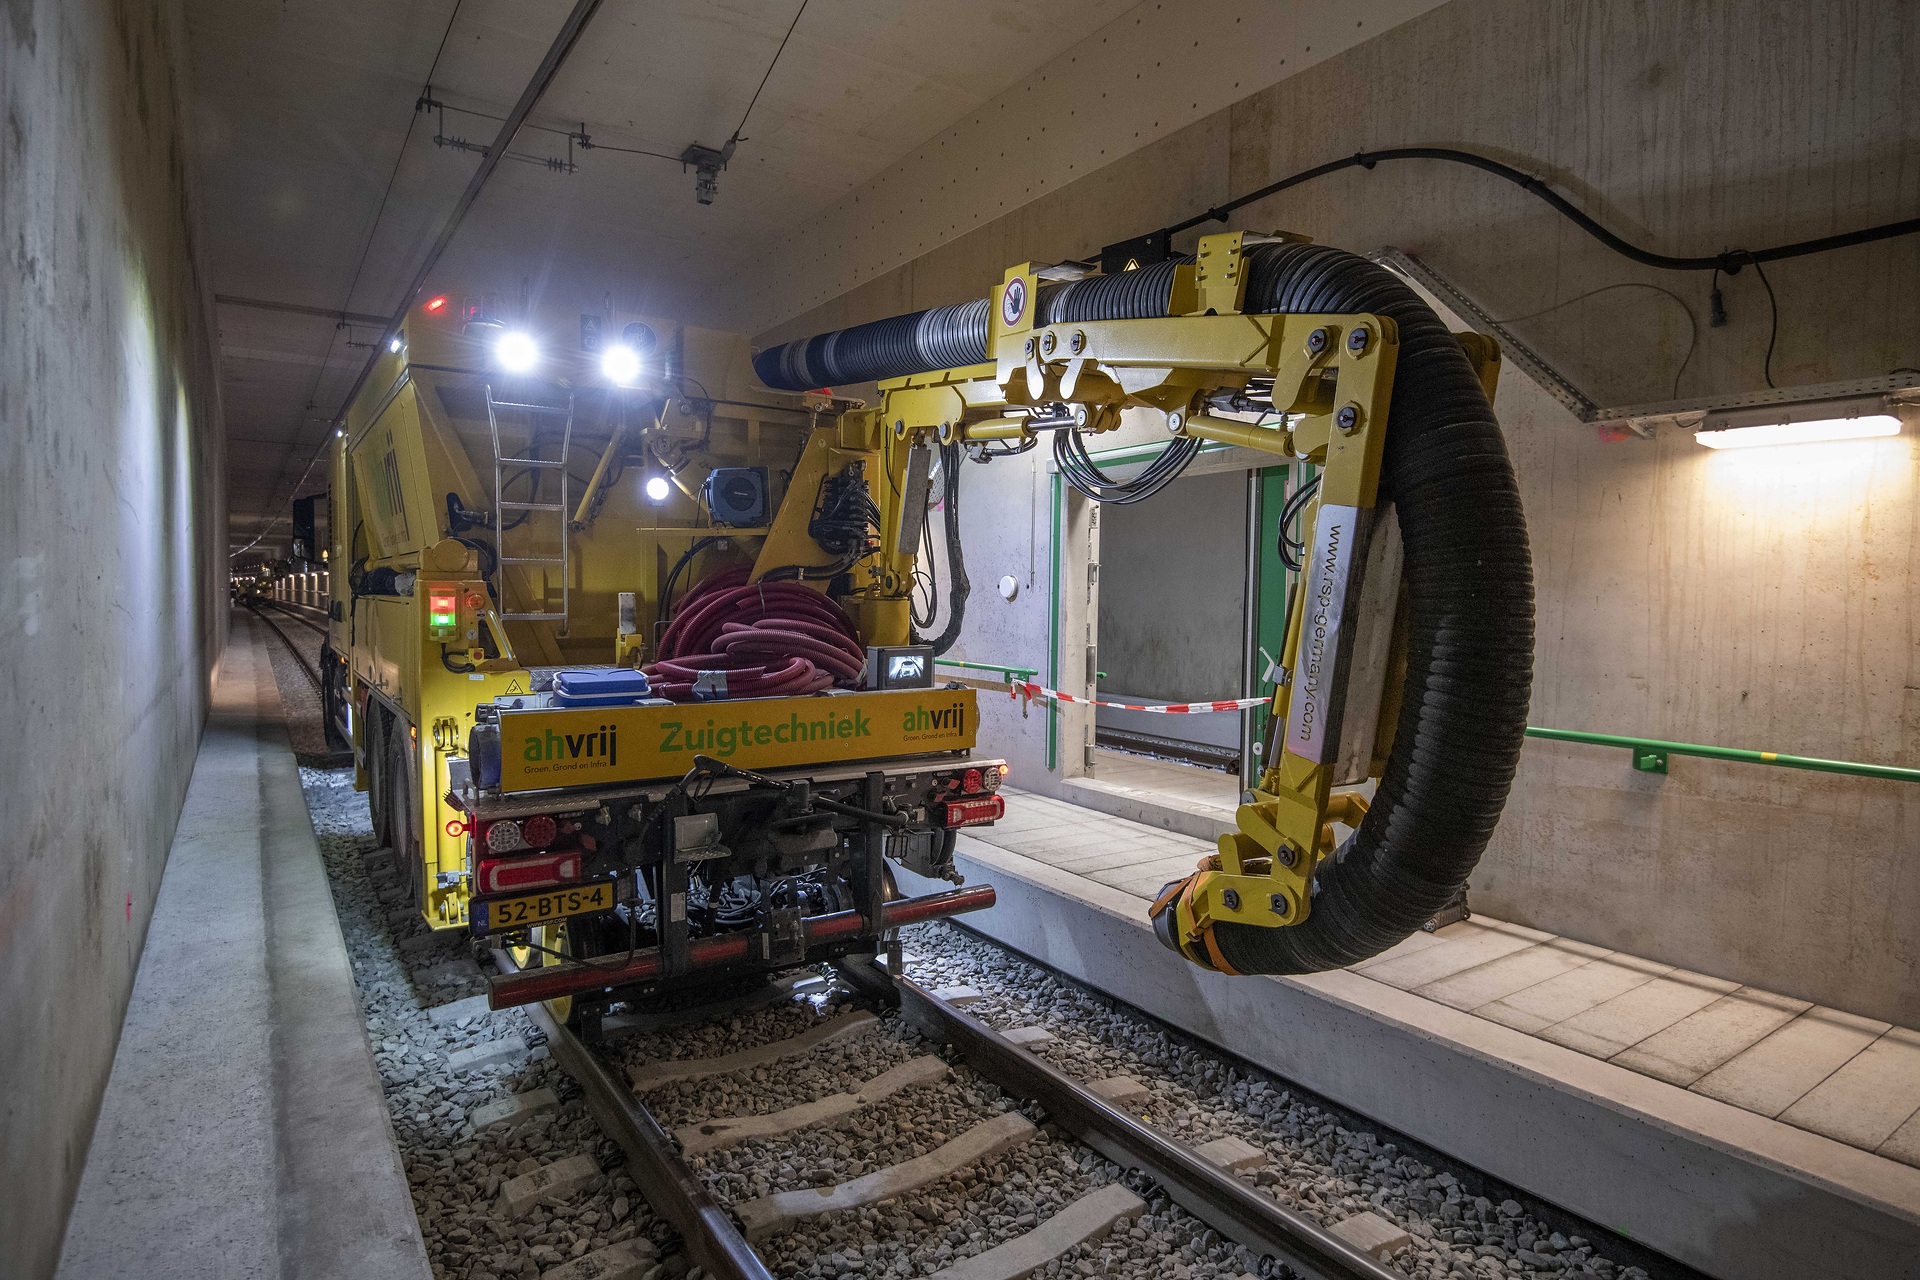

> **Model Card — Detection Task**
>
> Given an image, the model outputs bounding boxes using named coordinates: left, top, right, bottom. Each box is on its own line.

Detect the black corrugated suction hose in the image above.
left=751, top=243, right=1532, bottom=973
left=1214, top=242, right=1533, bottom=973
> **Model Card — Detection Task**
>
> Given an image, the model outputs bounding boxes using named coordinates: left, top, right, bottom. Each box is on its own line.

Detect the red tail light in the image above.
left=942, top=795, right=1004, bottom=828
left=477, top=850, right=582, bottom=895
left=961, top=767, right=984, bottom=794
left=484, top=815, right=558, bottom=853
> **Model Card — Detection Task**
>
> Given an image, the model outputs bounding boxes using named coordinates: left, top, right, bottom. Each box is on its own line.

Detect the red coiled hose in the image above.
left=645, top=568, right=866, bottom=702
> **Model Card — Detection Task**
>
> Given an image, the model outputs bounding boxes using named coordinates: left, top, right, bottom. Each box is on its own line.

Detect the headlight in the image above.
left=644, top=475, right=670, bottom=502
left=600, top=343, right=642, bottom=385
left=494, top=330, right=539, bottom=374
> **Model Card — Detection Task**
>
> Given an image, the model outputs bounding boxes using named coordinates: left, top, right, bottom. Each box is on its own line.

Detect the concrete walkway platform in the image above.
left=912, top=786, right=1920, bottom=1280
left=56, top=614, right=429, bottom=1280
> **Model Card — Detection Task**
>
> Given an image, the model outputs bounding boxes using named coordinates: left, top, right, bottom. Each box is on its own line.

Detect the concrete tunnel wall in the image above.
left=755, top=0, right=1920, bottom=1027
left=1, top=1, right=227, bottom=1276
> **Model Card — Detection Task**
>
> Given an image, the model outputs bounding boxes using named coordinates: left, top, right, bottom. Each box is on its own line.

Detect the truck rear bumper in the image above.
left=486, top=883, right=996, bottom=1009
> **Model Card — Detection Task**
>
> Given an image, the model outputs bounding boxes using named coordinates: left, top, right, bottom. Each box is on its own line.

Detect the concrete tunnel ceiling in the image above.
left=189, top=0, right=1447, bottom=560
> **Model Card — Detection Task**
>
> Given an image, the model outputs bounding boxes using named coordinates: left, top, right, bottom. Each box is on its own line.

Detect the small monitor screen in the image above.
left=888, top=653, right=927, bottom=682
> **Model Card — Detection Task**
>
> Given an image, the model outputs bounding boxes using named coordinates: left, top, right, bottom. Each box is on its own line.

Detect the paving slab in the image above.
left=1779, top=1027, right=1920, bottom=1149
left=1353, top=920, right=1551, bottom=990
left=1474, top=953, right=1672, bottom=1035
left=1610, top=988, right=1811, bottom=1087
left=924, top=1182, right=1145, bottom=1280
left=1538, top=968, right=1739, bottom=1059
left=676, top=1056, right=950, bottom=1156
left=1879, top=1108, right=1920, bottom=1169
left=1413, top=937, right=1611, bottom=1011
left=628, top=1010, right=878, bottom=1091
left=733, top=1111, right=1037, bottom=1241
left=1692, top=1007, right=1889, bottom=1117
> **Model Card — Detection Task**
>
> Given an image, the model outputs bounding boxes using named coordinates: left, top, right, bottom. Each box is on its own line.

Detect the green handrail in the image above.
left=938, top=658, right=1040, bottom=681
left=1525, top=726, right=1920, bottom=783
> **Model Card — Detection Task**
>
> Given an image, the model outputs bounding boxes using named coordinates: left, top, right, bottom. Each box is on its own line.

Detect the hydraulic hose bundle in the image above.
left=749, top=242, right=1534, bottom=975
left=911, top=442, right=970, bottom=654
left=645, top=567, right=866, bottom=701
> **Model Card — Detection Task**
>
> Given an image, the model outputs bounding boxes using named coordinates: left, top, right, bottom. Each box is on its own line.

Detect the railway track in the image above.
left=498, top=952, right=1399, bottom=1280
left=245, top=598, right=326, bottom=694
left=246, top=598, right=354, bottom=763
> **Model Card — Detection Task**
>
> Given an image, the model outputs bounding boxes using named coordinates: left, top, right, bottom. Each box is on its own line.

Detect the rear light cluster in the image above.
left=943, top=795, right=1005, bottom=828
left=950, top=763, right=1008, bottom=796
left=477, top=850, right=581, bottom=895
left=485, top=814, right=557, bottom=853
left=476, top=814, right=579, bottom=894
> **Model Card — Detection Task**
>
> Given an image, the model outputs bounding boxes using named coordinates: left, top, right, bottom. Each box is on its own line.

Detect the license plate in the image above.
left=474, top=882, right=614, bottom=935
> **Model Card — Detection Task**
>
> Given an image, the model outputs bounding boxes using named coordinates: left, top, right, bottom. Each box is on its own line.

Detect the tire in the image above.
left=320, top=649, right=350, bottom=751
left=366, top=704, right=389, bottom=839
left=387, top=719, right=424, bottom=908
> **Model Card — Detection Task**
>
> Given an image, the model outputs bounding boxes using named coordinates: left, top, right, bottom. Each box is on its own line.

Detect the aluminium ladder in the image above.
left=485, top=383, right=575, bottom=629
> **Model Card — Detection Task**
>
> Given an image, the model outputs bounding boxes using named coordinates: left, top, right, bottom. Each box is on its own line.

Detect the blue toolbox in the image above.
left=550, top=668, right=655, bottom=708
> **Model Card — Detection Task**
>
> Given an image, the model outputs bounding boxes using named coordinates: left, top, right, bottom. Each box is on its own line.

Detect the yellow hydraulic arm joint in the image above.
left=871, top=232, right=1465, bottom=962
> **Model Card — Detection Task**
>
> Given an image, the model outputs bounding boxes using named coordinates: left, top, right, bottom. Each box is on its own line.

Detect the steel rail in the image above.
left=259, top=598, right=330, bottom=637
left=889, top=971, right=1397, bottom=1280
left=493, top=949, right=773, bottom=1280
left=245, top=602, right=325, bottom=695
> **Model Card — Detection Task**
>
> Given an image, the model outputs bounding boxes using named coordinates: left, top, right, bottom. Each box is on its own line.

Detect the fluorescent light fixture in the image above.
left=600, top=343, right=642, bottom=385
left=494, top=330, right=539, bottom=374
left=1696, top=395, right=1903, bottom=450
left=644, top=475, right=671, bottom=502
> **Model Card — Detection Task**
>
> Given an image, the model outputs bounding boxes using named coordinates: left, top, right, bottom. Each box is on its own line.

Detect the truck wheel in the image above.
left=320, top=651, right=349, bottom=751
left=366, top=706, right=389, bottom=838
left=509, top=922, right=584, bottom=1028
left=388, top=720, right=424, bottom=909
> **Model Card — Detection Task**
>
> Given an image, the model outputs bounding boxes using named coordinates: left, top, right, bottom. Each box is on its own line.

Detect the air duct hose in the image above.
left=752, top=262, right=1191, bottom=391
left=752, top=244, right=1532, bottom=973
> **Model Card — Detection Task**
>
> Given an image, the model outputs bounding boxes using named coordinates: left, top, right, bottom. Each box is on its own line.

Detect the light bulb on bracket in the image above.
left=601, top=343, right=642, bottom=386
left=494, top=330, right=539, bottom=375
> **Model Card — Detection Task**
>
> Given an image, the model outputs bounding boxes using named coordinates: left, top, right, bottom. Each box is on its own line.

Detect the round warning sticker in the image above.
left=1001, top=276, right=1028, bottom=327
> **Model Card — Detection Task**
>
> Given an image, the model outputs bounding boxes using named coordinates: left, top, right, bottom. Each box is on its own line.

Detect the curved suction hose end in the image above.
left=1147, top=864, right=1243, bottom=976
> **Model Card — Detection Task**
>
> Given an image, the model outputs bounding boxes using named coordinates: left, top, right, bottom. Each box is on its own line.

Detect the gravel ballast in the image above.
left=898, top=922, right=1660, bottom=1280
left=300, top=766, right=668, bottom=1280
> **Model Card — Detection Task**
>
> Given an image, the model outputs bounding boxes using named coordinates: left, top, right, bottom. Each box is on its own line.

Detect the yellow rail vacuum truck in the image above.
left=324, top=235, right=1533, bottom=1029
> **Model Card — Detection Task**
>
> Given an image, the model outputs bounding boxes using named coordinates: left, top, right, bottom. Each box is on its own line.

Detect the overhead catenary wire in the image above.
left=234, top=0, right=470, bottom=560
left=729, top=0, right=810, bottom=147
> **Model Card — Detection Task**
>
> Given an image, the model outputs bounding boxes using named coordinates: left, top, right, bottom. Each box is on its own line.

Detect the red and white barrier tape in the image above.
left=1012, top=681, right=1270, bottom=714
